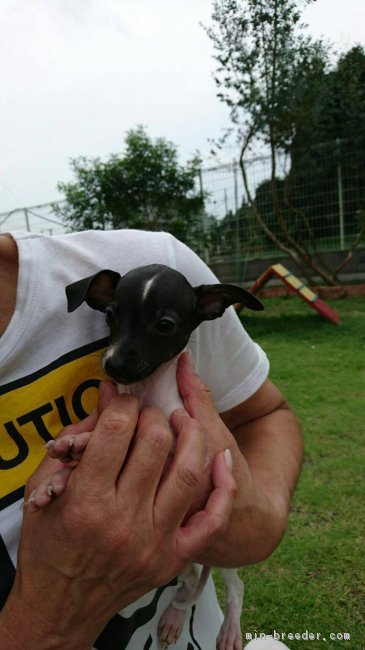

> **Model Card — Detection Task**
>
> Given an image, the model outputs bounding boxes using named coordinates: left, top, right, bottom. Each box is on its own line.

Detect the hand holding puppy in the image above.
left=0, top=383, right=236, bottom=650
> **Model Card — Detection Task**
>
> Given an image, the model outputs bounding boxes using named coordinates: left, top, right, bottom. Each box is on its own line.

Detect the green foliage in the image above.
left=294, top=45, right=365, bottom=148
left=288, top=47, right=365, bottom=242
left=204, top=0, right=323, bottom=150
left=215, top=297, right=365, bottom=649
left=210, top=202, right=252, bottom=253
left=55, top=126, right=205, bottom=253
left=204, top=3, right=365, bottom=282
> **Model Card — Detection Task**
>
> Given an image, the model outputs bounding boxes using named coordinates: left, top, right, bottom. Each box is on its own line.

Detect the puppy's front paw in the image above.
left=46, top=431, right=92, bottom=463
left=22, top=465, right=73, bottom=513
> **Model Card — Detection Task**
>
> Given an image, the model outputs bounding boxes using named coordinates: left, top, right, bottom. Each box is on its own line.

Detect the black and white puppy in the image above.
left=29, top=264, right=263, bottom=650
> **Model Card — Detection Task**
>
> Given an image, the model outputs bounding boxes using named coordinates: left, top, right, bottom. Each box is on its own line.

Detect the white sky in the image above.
left=0, top=0, right=364, bottom=212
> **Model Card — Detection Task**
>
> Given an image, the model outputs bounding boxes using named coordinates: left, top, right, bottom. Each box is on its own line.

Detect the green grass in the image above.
left=215, top=297, right=365, bottom=649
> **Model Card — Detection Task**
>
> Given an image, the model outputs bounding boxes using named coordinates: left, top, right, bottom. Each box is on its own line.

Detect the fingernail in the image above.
left=177, top=408, right=190, bottom=418
left=170, top=407, right=191, bottom=432
left=28, top=491, right=36, bottom=503
left=187, top=349, right=196, bottom=370
left=22, top=492, right=37, bottom=512
left=224, top=448, right=233, bottom=470
left=171, top=408, right=190, bottom=425
left=44, top=440, right=55, bottom=449
left=99, top=381, right=107, bottom=397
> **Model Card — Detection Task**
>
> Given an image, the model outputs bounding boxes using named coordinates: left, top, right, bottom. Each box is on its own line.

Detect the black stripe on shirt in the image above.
left=189, top=605, right=203, bottom=650
left=0, top=535, right=16, bottom=610
left=0, top=486, right=25, bottom=512
left=94, top=578, right=177, bottom=650
left=0, top=337, right=109, bottom=396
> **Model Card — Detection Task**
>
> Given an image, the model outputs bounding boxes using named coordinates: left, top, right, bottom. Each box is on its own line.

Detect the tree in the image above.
left=204, top=0, right=364, bottom=285
left=54, top=126, right=205, bottom=253
left=288, top=45, right=365, bottom=274
left=210, top=201, right=263, bottom=255
left=293, top=45, right=365, bottom=147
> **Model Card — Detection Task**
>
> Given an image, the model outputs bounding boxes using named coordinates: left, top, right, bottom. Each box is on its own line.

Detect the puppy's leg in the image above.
left=22, top=432, right=92, bottom=512
left=46, top=431, right=92, bottom=463
left=158, top=564, right=210, bottom=649
left=216, top=568, right=244, bottom=650
left=22, top=466, right=74, bottom=512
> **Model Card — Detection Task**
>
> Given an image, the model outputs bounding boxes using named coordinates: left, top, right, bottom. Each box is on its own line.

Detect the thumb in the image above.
left=25, top=382, right=119, bottom=499
left=176, top=352, right=218, bottom=422
left=98, top=380, right=119, bottom=413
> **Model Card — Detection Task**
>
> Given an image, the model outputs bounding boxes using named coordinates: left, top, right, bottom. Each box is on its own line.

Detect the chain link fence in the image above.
left=1, top=139, right=364, bottom=281
left=0, top=202, right=67, bottom=236
left=200, top=141, right=365, bottom=258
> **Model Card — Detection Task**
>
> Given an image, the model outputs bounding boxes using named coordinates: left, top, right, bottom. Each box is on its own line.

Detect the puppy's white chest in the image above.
left=117, top=356, right=184, bottom=419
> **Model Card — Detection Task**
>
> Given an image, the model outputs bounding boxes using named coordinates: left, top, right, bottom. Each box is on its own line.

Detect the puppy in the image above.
left=27, top=264, right=263, bottom=649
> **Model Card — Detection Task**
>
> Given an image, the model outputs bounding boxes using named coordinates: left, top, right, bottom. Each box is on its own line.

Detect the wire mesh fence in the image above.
left=0, top=202, right=67, bottom=236
left=1, top=139, right=364, bottom=273
left=199, top=139, right=365, bottom=264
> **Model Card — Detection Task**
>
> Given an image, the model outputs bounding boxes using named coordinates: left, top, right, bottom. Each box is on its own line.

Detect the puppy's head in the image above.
left=66, top=264, right=263, bottom=384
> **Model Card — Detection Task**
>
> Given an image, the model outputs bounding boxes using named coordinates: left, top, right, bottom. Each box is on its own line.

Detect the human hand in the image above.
left=0, top=387, right=236, bottom=650
left=175, top=352, right=247, bottom=501
left=21, top=381, right=119, bottom=510
left=176, top=352, right=301, bottom=568
left=174, top=352, right=260, bottom=566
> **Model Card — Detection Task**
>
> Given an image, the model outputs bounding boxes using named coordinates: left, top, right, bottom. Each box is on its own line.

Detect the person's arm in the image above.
left=176, top=352, right=304, bottom=567
left=0, top=389, right=236, bottom=650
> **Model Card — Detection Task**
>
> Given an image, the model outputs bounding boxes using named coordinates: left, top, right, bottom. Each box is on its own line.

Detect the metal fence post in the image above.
left=198, top=169, right=210, bottom=265
left=336, top=138, right=345, bottom=251
left=233, top=161, right=240, bottom=282
left=24, top=209, right=31, bottom=232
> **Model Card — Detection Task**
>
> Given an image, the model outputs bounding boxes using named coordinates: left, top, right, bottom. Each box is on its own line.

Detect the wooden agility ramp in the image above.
left=249, top=264, right=341, bottom=324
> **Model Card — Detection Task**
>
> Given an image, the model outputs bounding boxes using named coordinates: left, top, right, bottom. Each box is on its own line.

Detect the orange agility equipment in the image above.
left=249, top=264, right=341, bottom=324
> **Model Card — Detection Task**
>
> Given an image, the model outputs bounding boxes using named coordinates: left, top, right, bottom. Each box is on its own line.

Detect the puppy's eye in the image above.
left=156, top=317, right=176, bottom=334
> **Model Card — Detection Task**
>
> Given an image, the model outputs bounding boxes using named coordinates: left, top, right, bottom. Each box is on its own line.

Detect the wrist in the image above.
left=0, top=574, right=98, bottom=650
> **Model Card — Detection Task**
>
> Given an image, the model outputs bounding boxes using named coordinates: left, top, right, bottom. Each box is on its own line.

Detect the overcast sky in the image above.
left=0, top=0, right=364, bottom=213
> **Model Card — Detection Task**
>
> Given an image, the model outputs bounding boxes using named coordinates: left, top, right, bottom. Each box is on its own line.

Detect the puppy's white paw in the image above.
left=46, top=430, right=92, bottom=463
left=158, top=604, right=187, bottom=648
left=216, top=616, right=243, bottom=650
left=22, top=465, right=73, bottom=512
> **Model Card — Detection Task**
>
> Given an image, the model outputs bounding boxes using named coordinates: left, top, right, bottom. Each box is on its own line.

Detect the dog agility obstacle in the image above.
left=249, top=264, right=341, bottom=324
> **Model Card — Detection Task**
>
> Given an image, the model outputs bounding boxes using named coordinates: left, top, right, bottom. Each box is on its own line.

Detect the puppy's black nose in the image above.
left=103, top=352, right=149, bottom=384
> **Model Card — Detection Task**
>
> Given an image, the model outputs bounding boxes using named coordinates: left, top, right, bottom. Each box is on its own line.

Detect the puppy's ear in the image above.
left=194, top=283, right=263, bottom=321
left=66, top=270, right=121, bottom=313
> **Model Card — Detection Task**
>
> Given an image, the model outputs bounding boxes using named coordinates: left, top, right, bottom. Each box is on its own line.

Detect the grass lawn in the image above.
left=214, top=296, right=365, bottom=649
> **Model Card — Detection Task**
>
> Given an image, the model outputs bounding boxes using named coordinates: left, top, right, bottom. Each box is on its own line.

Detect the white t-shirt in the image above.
left=0, top=229, right=269, bottom=649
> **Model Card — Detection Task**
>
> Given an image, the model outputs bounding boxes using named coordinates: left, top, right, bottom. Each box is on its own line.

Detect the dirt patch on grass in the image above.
left=255, top=283, right=365, bottom=299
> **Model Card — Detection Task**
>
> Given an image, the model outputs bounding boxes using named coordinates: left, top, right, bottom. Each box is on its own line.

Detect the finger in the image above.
left=25, top=383, right=119, bottom=498
left=176, top=353, right=234, bottom=458
left=176, top=352, right=218, bottom=422
left=176, top=450, right=237, bottom=562
left=49, top=382, right=117, bottom=444
left=25, top=416, right=97, bottom=499
left=116, top=407, right=172, bottom=510
left=154, top=410, right=205, bottom=530
left=25, top=452, right=74, bottom=499
left=97, top=380, right=119, bottom=412
left=75, top=394, right=139, bottom=491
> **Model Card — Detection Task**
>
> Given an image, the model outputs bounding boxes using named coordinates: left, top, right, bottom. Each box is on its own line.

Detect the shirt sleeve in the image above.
left=166, top=235, right=270, bottom=412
